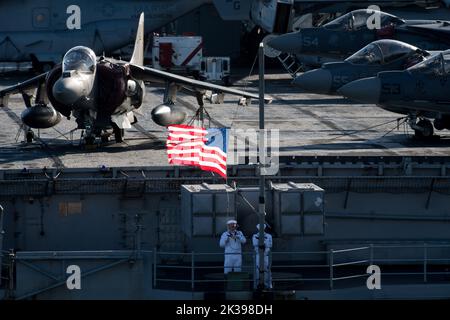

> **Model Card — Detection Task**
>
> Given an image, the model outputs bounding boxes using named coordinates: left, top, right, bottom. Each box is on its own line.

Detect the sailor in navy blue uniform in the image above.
left=219, top=220, right=247, bottom=274
left=253, top=224, right=273, bottom=289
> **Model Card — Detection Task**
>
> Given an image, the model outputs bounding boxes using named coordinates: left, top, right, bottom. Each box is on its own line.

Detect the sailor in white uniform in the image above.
left=219, top=220, right=246, bottom=274
left=253, top=224, right=273, bottom=289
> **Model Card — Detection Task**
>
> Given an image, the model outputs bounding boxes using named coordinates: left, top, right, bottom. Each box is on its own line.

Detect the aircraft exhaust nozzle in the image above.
left=151, top=104, right=186, bottom=127
left=52, top=77, right=85, bottom=105
left=21, top=104, right=62, bottom=129
left=267, top=32, right=302, bottom=53
left=293, top=69, right=332, bottom=94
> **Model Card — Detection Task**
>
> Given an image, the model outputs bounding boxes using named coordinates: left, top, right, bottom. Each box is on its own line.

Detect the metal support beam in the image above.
left=16, top=258, right=129, bottom=300
left=0, top=205, right=4, bottom=287
left=191, top=251, right=195, bottom=291
left=258, top=42, right=266, bottom=291
left=329, top=249, right=334, bottom=290
left=426, top=178, right=435, bottom=210
left=423, top=243, right=428, bottom=283
left=344, top=179, right=352, bottom=209
left=17, top=260, right=60, bottom=281
left=153, top=248, right=157, bottom=289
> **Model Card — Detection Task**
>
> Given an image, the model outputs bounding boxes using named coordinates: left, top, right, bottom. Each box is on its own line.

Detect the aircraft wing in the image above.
left=129, top=64, right=273, bottom=104
left=0, top=72, right=48, bottom=106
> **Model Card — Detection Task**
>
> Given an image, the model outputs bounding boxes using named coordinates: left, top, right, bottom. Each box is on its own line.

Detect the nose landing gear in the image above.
left=112, top=123, right=124, bottom=143
left=408, top=116, right=434, bottom=139
left=25, top=129, right=35, bottom=143
left=414, top=119, right=434, bottom=139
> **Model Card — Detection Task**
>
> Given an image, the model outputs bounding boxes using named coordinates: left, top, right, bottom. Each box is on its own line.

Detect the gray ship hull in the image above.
left=1, top=158, right=450, bottom=300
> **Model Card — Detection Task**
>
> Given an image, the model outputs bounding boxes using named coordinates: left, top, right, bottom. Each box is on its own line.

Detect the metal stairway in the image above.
left=277, top=53, right=303, bottom=78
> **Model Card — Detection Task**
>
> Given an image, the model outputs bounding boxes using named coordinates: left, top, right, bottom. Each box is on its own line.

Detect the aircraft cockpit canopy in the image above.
left=323, top=9, right=404, bottom=31
left=346, top=40, right=420, bottom=65
left=408, top=51, right=450, bottom=76
left=63, top=46, right=97, bottom=73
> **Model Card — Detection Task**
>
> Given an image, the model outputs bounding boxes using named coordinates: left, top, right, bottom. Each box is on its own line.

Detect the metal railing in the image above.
left=152, top=243, right=450, bottom=291
left=2, top=175, right=450, bottom=197
left=9, top=250, right=153, bottom=300
left=3, top=243, right=450, bottom=299
left=371, top=243, right=450, bottom=283
left=153, top=251, right=257, bottom=291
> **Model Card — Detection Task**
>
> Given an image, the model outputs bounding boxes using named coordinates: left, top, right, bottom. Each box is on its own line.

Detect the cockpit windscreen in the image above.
left=324, top=9, right=404, bottom=31
left=63, top=46, right=97, bottom=73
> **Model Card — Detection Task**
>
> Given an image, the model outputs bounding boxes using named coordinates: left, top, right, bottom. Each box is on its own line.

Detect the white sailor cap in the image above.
left=227, top=219, right=237, bottom=225
left=256, top=224, right=267, bottom=230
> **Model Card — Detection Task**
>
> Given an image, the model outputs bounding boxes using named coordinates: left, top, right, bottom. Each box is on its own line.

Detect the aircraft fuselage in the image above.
left=0, top=0, right=210, bottom=64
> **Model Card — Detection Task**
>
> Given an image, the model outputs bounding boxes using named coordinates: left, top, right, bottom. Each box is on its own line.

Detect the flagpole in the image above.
left=258, top=42, right=266, bottom=291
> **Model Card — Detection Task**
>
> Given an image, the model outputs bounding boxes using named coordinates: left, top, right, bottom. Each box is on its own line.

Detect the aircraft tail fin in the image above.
left=130, top=13, right=145, bottom=66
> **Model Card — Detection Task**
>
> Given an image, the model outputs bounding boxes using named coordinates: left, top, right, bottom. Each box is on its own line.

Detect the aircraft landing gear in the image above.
left=410, top=118, right=434, bottom=139
left=101, top=134, right=110, bottom=144
left=433, top=118, right=450, bottom=131
left=112, top=123, right=124, bottom=143
left=84, top=135, right=96, bottom=146
left=25, top=129, right=35, bottom=143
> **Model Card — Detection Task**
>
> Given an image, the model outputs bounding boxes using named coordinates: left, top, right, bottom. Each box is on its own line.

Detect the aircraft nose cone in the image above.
left=267, top=32, right=302, bottom=53
left=293, top=69, right=332, bottom=94
left=52, top=77, right=84, bottom=105
left=337, top=77, right=381, bottom=104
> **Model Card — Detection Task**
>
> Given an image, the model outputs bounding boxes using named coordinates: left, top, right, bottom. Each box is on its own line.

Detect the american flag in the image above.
left=166, top=125, right=228, bottom=178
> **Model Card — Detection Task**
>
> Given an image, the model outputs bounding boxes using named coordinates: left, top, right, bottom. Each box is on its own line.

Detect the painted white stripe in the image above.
left=167, top=141, right=205, bottom=148
left=199, top=153, right=226, bottom=166
left=168, top=152, right=226, bottom=166
left=170, top=156, right=201, bottom=162
left=199, top=161, right=227, bottom=174
left=202, top=145, right=227, bottom=157
left=168, top=149, right=226, bottom=165
left=168, top=148, right=202, bottom=155
left=168, top=126, right=207, bottom=134
left=168, top=133, right=206, bottom=140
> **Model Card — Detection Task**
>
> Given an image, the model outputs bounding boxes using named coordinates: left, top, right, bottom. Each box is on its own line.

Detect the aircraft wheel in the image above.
left=101, top=135, right=109, bottom=143
left=414, top=119, right=434, bottom=138
left=222, top=76, right=231, bottom=87
left=26, top=130, right=34, bottom=143
left=113, top=127, right=124, bottom=143
left=84, top=136, right=96, bottom=145
left=192, top=71, right=200, bottom=80
left=433, top=119, right=450, bottom=131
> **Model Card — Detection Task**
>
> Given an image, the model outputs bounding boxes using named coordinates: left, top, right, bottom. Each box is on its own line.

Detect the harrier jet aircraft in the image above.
left=0, top=0, right=221, bottom=70
left=338, top=50, right=450, bottom=138
left=0, top=14, right=270, bottom=145
left=268, top=9, right=450, bottom=66
left=0, top=1, right=446, bottom=70
left=293, top=39, right=431, bottom=94
left=250, top=0, right=449, bottom=34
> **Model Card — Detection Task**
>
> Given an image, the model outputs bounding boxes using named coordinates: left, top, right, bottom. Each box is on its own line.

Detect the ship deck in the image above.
left=1, top=68, right=450, bottom=170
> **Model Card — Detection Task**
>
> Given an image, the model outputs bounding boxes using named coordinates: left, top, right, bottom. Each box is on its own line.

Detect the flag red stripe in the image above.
left=166, top=125, right=227, bottom=179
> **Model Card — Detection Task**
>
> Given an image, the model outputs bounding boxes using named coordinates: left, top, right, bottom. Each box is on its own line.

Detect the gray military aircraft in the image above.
left=250, top=0, right=450, bottom=34
left=0, top=14, right=270, bottom=145
left=0, top=0, right=249, bottom=70
left=338, top=50, right=450, bottom=138
left=293, top=39, right=431, bottom=94
left=268, top=9, right=450, bottom=65
left=1, top=0, right=446, bottom=69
